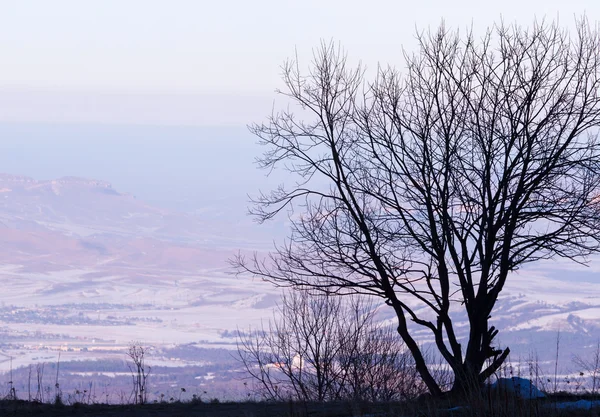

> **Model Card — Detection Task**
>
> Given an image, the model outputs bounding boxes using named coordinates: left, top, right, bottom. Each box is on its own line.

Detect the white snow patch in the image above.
left=490, top=377, right=545, bottom=399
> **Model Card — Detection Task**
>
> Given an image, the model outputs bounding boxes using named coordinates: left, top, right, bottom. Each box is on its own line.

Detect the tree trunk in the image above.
left=448, top=309, right=510, bottom=398
left=448, top=361, right=484, bottom=398
left=391, top=302, right=443, bottom=397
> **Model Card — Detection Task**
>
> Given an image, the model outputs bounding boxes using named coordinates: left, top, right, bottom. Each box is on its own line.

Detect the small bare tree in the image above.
left=238, top=291, right=345, bottom=402
left=235, top=18, right=600, bottom=396
left=127, top=342, right=151, bottom=405
left=237, top=290, right=425, bottom=402
left=338, top=319, right=425, bottom=402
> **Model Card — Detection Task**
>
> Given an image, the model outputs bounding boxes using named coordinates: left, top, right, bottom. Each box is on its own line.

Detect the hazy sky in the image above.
left=0, top=0, right=597, bottom=125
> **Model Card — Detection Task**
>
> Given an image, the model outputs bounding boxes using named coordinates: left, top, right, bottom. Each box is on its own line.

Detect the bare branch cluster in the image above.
left=237, top=291, right=427, bottom=402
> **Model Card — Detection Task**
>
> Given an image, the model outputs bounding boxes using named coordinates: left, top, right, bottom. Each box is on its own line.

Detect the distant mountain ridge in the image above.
left=0, top=173, right=124, bottom=199
left=0, top=172, right=275, bottom=247
left=0, top=173, right=114, bottom=188
left=0, top=172, right=267, bottom=276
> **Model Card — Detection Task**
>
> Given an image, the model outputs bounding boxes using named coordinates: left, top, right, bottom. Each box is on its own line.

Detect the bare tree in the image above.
left=237, top=290, right=424, bottom=402
left=127, top=342, right=151, bottom=405
left=235, top=19, right=600, bottom=396
left=337, top=315, right=425, bottom=402
left=238, top=291, right=347, bottom=402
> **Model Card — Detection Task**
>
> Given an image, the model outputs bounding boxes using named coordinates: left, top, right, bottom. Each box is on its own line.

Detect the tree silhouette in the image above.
left=235, top=19, right=600, bottom=396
